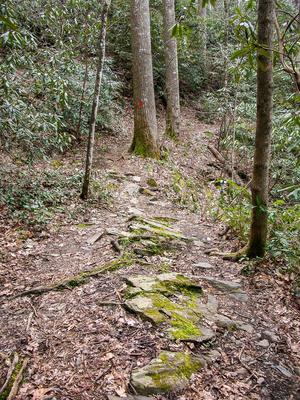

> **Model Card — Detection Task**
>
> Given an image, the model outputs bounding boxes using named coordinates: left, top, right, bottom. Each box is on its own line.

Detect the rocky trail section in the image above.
left=1, top=111, right=299, bottom=399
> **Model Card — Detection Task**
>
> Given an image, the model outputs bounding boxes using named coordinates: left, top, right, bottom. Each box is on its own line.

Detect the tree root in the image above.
left=13, top=254, right=135, bottom=299
left=207, top=245, right=249, bottom=261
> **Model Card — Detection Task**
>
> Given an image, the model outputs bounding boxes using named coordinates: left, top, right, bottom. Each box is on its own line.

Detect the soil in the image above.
left=0, top=108, right=299, bottom=400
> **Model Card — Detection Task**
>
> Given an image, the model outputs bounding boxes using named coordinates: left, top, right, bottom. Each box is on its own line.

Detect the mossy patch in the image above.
left=131, top=351, right=204, bottom=395
left=17, top=253, right=136, bottom=298
left=124, top=273, right=215, bottom=343
left=76, top=223, right=94, bottom=229
left=147, top=177, right=158, bottom=188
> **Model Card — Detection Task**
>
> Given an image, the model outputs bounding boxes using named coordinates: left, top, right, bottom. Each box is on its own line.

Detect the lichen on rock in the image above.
left=131, top=351, right=205, bottom=395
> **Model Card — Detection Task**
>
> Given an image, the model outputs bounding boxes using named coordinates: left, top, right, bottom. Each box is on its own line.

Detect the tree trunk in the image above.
left=130, top=0, right=159, bottom=158
left=198, top=1, right=207, bottom=72
left=162, top=0, right=180, bottom=138
left=223, top=0, right=229, bottom=88
left=81, top=0, right=111, bottom=200
left=247, top=0, right=275, bottom=257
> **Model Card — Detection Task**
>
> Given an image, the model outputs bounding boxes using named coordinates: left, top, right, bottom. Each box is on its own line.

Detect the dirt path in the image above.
left=0, top=109, right=299, bottom=400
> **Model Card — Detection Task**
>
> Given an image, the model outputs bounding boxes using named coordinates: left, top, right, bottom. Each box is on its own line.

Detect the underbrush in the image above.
left=0, top=167, right=82, bottom=227
left=210, top=179, right=300, bottom=275
left=0, top=165, right=112, bottom=228
left=0, top=1, right=123, bottom=162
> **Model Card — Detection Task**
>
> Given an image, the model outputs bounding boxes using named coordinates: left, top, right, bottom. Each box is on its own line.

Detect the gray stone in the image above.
left=198, top=276, right=248, bottom=302
left=204, top=349, right=221, bottom=364
left=125, top=273, right=202, bottom=295
left=238, top=323, right=254, bottom=334
left=272, top=363, right=293, bottom=378
left=131, top=351, right=205, bottom=395
left=262, top=330, right=280, bottom=343
left=108, top=396, right=152, bottom=400
left=257, top=339, right=269, bottom=348
left=193, top=240, right=205, bottom=248
left=193, top=262, right=214, bottom=270
left=131, top=176, right=141, bottom=183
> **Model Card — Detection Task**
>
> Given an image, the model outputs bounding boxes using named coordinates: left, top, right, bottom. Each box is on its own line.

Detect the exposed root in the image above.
left=207, top=245, right=248, bottom=261
left=13, top=254, right=135, bottom=299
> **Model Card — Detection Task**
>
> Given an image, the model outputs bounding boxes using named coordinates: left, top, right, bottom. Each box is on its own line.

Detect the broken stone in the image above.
left=123, top=182, right=140, bottom=196
left=272, top=363, right=293, bottom=378
left=262, top=330, right=280, bottom=343
left=131, top=176, right=141, bottom=183
left=193, top=262, right=214, bottom=270
left=108, top=396, right=152, bottom=400
left=238, top=323, right=254, bottom=334
left=203, top=349, right=221, bottom=364
left=257, top=339, right=269, bottom=348
left=86, top=230, right=105, bottom=245
left=193, top=240, right=205, bottom=248
left=198, top=276, right=248, bottom=302
left=124, top=274, right=216, bottom=342
left=125, top=273, right=202, bottom=295
left=131, top=351, right=205, bottom=395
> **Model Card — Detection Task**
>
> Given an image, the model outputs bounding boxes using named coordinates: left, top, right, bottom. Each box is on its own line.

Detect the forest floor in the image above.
left=0, top=109, right=299, bottom=400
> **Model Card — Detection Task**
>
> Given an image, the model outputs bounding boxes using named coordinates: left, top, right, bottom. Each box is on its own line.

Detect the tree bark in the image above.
left=162, top=0, right=180, bottom=138
left=198, top=0, right=207, bottom=70
left=130, top=0, right=159, bottom=158
left=247, top=0, right=275, bottom=257
left=81, top=0, right=110, bottom=200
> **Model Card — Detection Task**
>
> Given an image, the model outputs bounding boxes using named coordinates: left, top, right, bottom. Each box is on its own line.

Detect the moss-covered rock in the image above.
left=131, top=351, right=205, bottom=395
left=124, top=273, right=215, bottom=343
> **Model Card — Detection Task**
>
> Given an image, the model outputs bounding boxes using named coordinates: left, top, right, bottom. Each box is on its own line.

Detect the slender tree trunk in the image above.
left=247, top=0, right=275, bottom=257
left=76, top=56, right=89, bottom=142
left=198, top=0, right=207, bottom=71
left=162, top=0, right=180, bottom=138
left=81, top=0, right=110, bottom=200
left=223, top=0, right=229, bottom=88
left=130, top=0, right=159, bottom=158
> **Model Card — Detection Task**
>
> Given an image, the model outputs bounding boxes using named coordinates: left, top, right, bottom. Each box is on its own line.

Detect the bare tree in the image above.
left=247, top=0, right=275, bottom=257
left=81, top=0, right=111, bottom=200
left=130, top=0, right=159, bottom=158
left=162, top=0, right=180, bottom=137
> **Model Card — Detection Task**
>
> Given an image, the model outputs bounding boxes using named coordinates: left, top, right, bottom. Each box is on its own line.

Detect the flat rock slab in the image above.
left=198, top=276, right=248, bottom=302
left=125, top=273, right=215, bottom=343
left=125, top=272, right=202, bottom=295
left=131, top=351, right=205, bottom=395
left=193, top=262, right=214, bottom=270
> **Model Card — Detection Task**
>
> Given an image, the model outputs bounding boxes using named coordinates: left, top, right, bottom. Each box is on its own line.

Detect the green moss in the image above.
left=144, top=308, right=165, bottom=323
left=54, top=253, right=135, bottom=292
left=168, top=313, right=202, bottom=340
left=0, top=359, right=22, bottom=400
left=153, top=275, right=202, bottom=297
left=153, top=216, right=177, bottom=225
left=77, top=223, right=93, bottom=229
left=131, top=138, right=160, bottom=159
left=149, top=352, right=203, bottom=392
left=147, top=177, right=158, bottom=188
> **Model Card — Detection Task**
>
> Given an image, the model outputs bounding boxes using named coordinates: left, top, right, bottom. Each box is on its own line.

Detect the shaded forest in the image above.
left=0, top=0, right=299, bottom=399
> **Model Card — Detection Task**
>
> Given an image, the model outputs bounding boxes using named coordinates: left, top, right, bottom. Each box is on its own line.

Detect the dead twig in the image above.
left=0, top=352, right=19, bottom=396
left=7, top=357, right=28, bottom=400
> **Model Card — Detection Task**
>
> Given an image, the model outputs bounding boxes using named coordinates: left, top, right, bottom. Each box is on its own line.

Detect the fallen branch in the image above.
left=0, top=353, right=19, bottom=396
left=207, top=245, right=248, bottom=261
left=13, top=254, right=135, bottom=299
left=207, top=145, right=244, bottom=185
left=7, top=358, right=28, bottom=400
